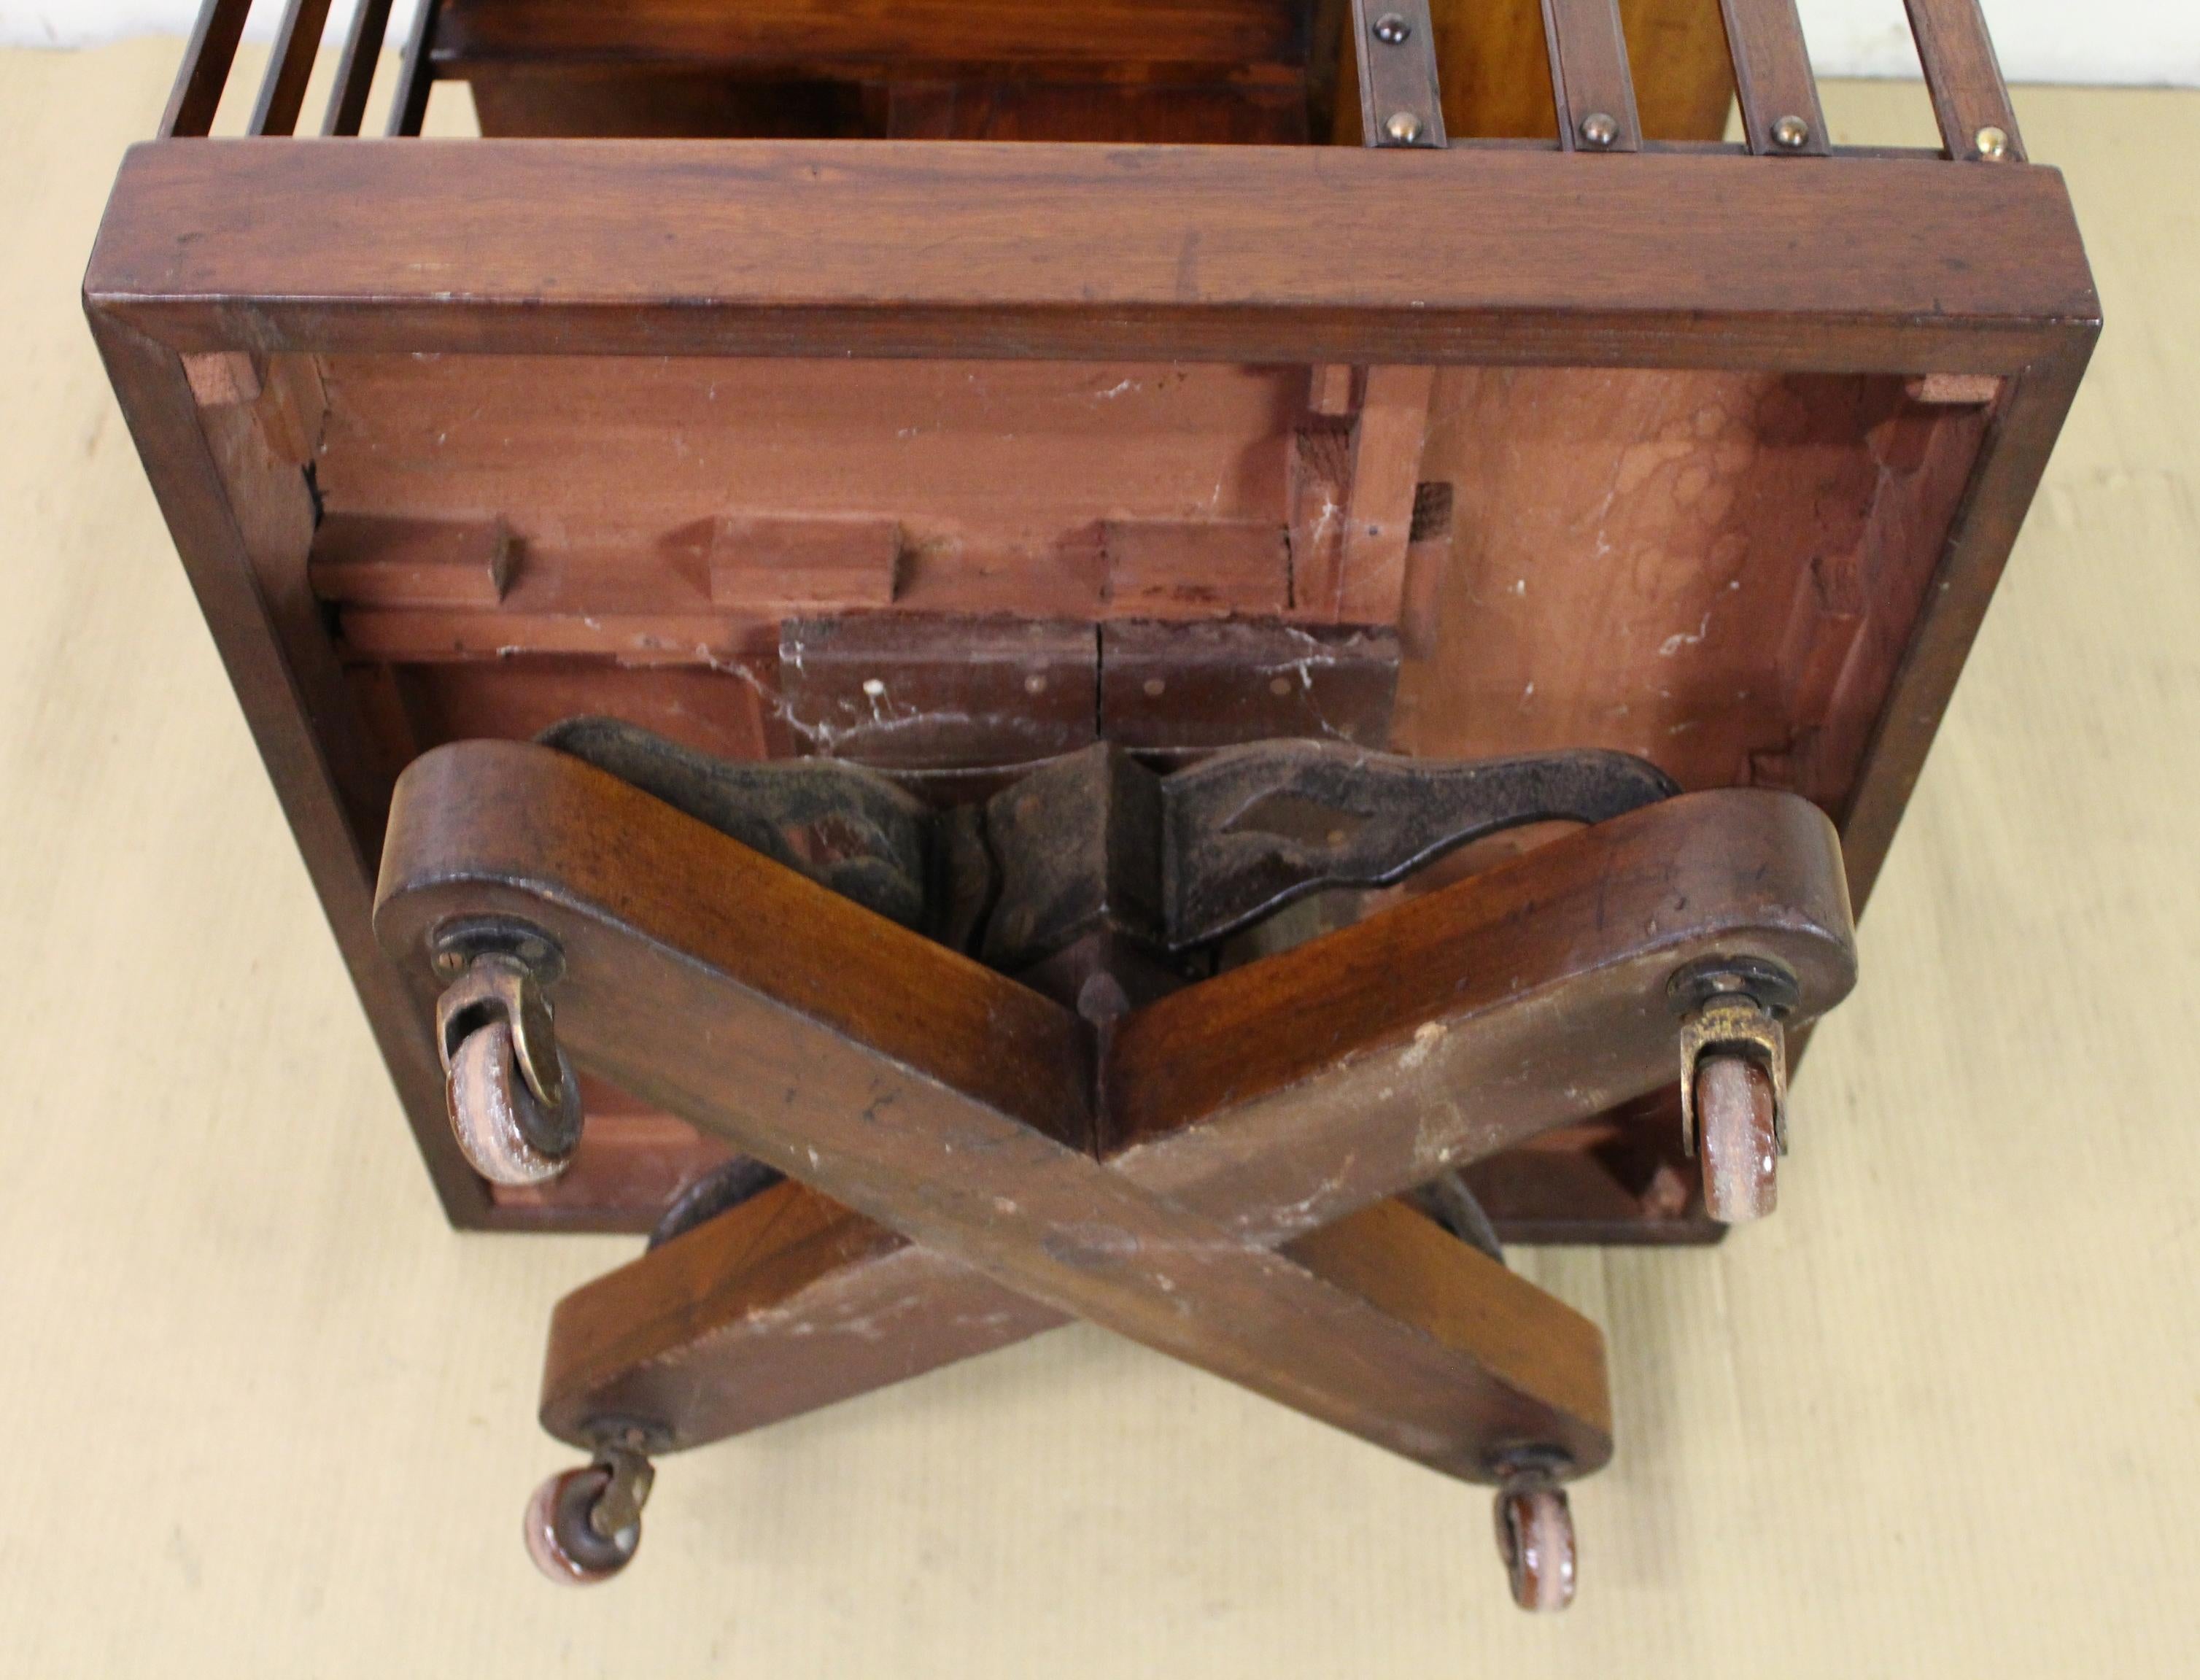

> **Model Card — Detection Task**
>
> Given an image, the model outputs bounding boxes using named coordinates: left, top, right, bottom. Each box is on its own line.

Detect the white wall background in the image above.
left=2, top=0, right=2195, bottom=85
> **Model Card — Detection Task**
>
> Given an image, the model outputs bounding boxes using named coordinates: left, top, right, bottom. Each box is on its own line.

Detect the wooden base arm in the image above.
left=540, top=1185, right=1591, bottom=1473
left=535, top=767, right=1854, bottom=1455
left=376, top=743, right=1854, bottom=1481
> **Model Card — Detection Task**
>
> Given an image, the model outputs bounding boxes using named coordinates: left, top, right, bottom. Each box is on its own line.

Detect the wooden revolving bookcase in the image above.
left=86, top=0, right=2095, bottom=1608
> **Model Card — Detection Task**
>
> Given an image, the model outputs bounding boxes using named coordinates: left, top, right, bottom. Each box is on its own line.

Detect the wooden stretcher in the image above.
left=85, top=0, right=2096, bottom=1611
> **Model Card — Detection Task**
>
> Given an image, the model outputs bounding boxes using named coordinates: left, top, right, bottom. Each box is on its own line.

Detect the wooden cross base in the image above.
left=374, top=738, right=1855, bottom=1605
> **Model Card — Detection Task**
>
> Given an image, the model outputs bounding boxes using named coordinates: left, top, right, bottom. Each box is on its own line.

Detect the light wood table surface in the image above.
left=1, top=41, right=2194, bottom=1678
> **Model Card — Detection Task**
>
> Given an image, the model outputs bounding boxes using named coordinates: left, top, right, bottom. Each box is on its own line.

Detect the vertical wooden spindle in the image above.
left=159, top=0, right=255, bottom=138
left=322, top=0, right=398, bottom=137
left=386, top=0, right=446, bottom=137
left=1540, top=0, right=1643, bottom=153
left=1903, top=0, right=2026, bottom=163
left=249, top=0, right=336, bottom=138
left=1717, top=0, right=1830, bottom=156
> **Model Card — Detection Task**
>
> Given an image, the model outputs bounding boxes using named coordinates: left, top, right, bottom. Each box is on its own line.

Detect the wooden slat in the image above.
left=1541, top=0, right=1643, bottom=152
left=1417, top=0, right=1732, bottom=144
left=249, top=0, right=336, bottom=137
left=159, top=0, right=253, bottom=138
left=1717, top=0, right=1829, bottom=155
left=386, top=0, right=444, bottom=137
left=1903, top=0, right=2026, bottom=163
left=322, top=0, right=397, bottom=136
left=1351, top=0, right=1446, bottom=148
left=86, top=142, right=2099, bottom=373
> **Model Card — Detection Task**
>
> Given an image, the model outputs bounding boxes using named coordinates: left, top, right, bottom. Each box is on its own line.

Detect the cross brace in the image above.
left=376, top=743, right=1853, bottom=1508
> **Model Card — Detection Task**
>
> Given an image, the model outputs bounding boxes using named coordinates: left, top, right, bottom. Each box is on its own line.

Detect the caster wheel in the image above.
left=1494, top=1485, right=1576, bottom=1612
left=1696, top=1055, right=1779, bottom=1224
left=524, top=1466, right=640, bottom=1586
left=447, top=1017, right=583, bottom=1186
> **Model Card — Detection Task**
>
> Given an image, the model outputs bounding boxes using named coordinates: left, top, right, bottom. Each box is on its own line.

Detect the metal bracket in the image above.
left=1157, top=740, right=1677, bottom=951
left=1668, top=959, right=1797, bottom=1158
left=1353, top=1, right=1448, bottom=148
left=537, top=716, right=934, bottom=931
left=541, top=720, right=1678, bottom=983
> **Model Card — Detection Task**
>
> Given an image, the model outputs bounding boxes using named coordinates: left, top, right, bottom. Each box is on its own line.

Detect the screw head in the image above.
left=1384, top=109, right=1422, bottom=144
left=1975, top=124, right=2010, bottom=161
left=1578, top=112, right=1619, bottom=150
left=1372, top=12, right=1410, bottom=44
left=1770, top=114, right=1810, bottom=151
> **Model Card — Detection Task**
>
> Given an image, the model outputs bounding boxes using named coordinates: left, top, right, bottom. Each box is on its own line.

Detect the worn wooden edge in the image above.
left=1839, top=336, right=2096, bottom=910
left=85, top=309, right=488, bottom=1224
left=85, top=140, right=2097, bottom=371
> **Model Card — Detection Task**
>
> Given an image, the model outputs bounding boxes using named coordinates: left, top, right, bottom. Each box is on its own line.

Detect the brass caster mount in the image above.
left=524, top=1425, right=662, bottom=1586
left=1670, top=956, right=1799, bottom=1226
left=432, top=918, right=584, bottom=1188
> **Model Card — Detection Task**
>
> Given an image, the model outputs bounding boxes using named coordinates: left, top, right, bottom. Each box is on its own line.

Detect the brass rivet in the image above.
left=1578, top=112, right=1619, bottom=150
left=1975, top=125, right=2010, bottom=161
left=1771, top=114, right=1810, bottom=151
left=1372, top=12, right=1410, bottom=44
left=1384, top=110, right=1422, bottom=144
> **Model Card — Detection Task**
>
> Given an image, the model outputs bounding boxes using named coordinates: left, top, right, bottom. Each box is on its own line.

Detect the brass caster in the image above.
left=435, top=937, right=582, bottom=1187
left=1670, top=957, right=1797, bottom=1227
left=1492, top=1481, right=1576, bottom=1612
left=524, top=1436, right=655, bottom=1587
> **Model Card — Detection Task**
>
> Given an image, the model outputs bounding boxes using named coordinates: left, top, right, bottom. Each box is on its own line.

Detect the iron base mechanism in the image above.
left=539, top=717, right=1680, bottom=984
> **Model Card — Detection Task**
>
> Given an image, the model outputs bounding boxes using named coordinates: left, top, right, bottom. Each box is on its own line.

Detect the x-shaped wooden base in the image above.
left=376, top=742, right=1854, bottom=1502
